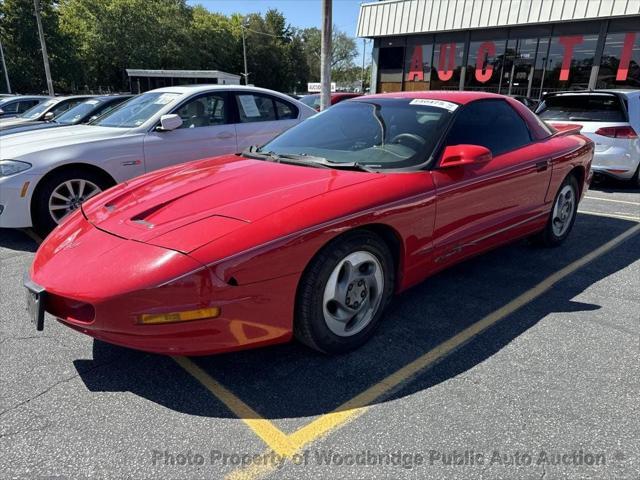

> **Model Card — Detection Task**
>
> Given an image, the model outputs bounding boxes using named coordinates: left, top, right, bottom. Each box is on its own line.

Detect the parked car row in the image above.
left=0, top=86, right=315, bottom=235
left=23, top=90, right=593, bottom=357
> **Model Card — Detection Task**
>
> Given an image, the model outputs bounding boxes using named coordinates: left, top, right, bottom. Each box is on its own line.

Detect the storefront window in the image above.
left=542, top=34, right=598, bottom=92
left=377, top=47, right=405, bottom=93
left=530, top=38, right=550, bottom=100
left=430, top=41, right=465, bottom=90
left=404, top=43, right=434, bottom=91
left=597, top=31, right=640, bottom=89
left=500, top=38, right=540, bottom=96
left=465, top=40, right=507, bottom=92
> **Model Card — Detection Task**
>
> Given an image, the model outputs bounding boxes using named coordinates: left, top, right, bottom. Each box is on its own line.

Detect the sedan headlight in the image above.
left=0, top=160, right=32, bottom=177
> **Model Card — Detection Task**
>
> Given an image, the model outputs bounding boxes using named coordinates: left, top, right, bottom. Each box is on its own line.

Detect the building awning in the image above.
left=126, top=69, right=241, bottom=81
left=357, top=0, right=640, bottom=38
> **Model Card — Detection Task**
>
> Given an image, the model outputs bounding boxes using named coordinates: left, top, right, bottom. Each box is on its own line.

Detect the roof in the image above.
left=358, top=0, right=640, bottom=38
left=147, top=85, right=297, bottom=96
left=126, top=69, right=241, bottom=80
left=365, top=90, right=505, bottom=104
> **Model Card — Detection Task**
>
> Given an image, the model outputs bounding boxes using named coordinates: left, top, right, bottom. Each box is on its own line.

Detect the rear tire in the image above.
left=32, top=168, right=111, bottom=238
left=532, top=174, right=579, bottom=247
left=295, top=231, right=395, bottom=354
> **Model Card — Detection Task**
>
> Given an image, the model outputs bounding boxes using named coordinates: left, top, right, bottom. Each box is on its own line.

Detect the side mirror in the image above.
left=157, top=114, right=182, bottom=131
left=440, top=144, right=492, bottom=169
left=0, top=108, right=4, bottom=115
left=43, top=111, right=55, bottom=121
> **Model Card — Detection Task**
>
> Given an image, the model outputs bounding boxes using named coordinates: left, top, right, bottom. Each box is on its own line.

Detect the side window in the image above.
left=51, top=99, right=83, bottom=116
left=274, top=98, right=298, bottom=120
left=446, top=100, right=532, bottom=156
left=18, top=100, right=38, bottom=113
left=175, top=93, right=227, bottom=129
left=2, top=101, right=20, bottom=113
left=235, top=93, right=277, bottom=123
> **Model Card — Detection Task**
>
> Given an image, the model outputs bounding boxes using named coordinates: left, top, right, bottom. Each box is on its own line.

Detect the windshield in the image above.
left=93, top=92, right=180, bottom=128
left=20, top=99, right=58, bottom=119
left=537, top=95, right=627, bottom=122
left=55, top=98, right=104, bottom=125
left=258, top=99, right=455, bottom=169
left=300, top=94, right=320, bottom=109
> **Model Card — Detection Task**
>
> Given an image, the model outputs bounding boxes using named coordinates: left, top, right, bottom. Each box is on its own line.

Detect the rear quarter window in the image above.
left=537, top=95, right=627, bottom=122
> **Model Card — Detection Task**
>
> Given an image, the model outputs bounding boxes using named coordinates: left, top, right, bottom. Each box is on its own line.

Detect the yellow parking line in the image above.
left=182, top=222, right=640, bottom=480
left=172, top=356, right=295, bottom=457
left=584, top=196, right=640, bottom=206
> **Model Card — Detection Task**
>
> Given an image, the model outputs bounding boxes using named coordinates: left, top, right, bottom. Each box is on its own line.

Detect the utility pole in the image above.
left=320, top=0, right=332, bottom=111
left=361, top=38, right=368, bottom=93
left=0, top=39, right=10, bottom=94
left=33, top=0, right=54, bottom=96
left=241, top=24, right=249, bottom=85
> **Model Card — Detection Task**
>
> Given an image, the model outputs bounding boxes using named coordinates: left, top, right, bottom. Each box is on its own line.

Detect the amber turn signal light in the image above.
left=139, top=307, right=220, bottom=325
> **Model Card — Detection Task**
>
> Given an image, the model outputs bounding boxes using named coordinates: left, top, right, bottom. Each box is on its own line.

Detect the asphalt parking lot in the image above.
left=1, top=179, right=638, bottom=480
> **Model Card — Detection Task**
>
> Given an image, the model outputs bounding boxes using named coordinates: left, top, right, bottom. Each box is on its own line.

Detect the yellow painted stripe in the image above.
left=579, top=210, right=640, bottom=222
left=172, top=356, right=295, bottom=457
left=204, top=223, right=640, bottom=480
left=585, top=196, right=640, bottom=206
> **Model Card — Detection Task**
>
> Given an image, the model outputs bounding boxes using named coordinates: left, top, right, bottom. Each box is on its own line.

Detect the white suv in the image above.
left=536, top=90, right=640, bottom=186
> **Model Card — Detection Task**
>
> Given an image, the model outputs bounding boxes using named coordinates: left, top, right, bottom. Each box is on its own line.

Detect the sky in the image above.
left=187, top=0, right=371, bottom=65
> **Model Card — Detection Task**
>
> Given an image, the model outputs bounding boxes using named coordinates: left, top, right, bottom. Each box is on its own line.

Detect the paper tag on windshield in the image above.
left=238, top=95, right=261, bottom=118
left=409, top=99, right=459, bottom=111
left=85, top=99, right=100, bottom=105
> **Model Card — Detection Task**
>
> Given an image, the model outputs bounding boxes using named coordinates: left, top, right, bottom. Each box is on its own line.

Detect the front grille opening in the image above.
left=46, top=294, right=95, bottom=323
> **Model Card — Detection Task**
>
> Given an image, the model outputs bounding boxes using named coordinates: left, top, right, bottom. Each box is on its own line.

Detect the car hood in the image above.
left=0, top=124, right=133, bottom=158
left=0, top=121, right=56, bottom=136
left=82, top=155, right=382, bottom=253
left=0, top=117, right=33, bottom=128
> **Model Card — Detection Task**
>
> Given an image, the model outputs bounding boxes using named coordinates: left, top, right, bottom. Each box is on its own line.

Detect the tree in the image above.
left=0, top=0, right=80, bottom=93
left=300, top=27, right=358, bottom=82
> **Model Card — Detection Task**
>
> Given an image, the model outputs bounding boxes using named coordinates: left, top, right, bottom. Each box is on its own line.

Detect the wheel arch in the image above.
left=297, top=222, right=405, bottom=297
left=568, top=165, right=586, bottom=197
left=30, top=163, right=117, bottom=221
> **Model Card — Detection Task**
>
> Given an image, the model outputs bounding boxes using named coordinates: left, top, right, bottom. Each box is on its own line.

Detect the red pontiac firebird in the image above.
left=25, top=92, right=593, bottom=355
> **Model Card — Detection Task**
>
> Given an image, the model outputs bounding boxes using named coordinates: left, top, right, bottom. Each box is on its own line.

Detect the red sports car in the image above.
left=25, top=92, right=593, bottom=355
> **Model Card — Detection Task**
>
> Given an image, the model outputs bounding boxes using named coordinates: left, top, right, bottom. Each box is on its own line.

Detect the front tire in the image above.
left=295, top=231, right=395, bottom=354
left=533, top=174, right=579, bottom=247
left=32, top=169, right=110, bottom=237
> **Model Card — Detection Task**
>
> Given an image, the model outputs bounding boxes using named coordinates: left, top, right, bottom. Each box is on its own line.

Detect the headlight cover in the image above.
left=0, top=160, right=32, bottom=177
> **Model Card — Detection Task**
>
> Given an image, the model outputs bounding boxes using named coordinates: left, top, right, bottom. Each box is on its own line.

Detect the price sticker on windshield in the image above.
left=409, top=98, right=459, bottom=111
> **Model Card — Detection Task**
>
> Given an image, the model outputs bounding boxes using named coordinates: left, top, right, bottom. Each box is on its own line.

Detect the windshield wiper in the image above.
left=241, top=149, right=330, bottom=169
left=241, top=148, right=377, bottom=173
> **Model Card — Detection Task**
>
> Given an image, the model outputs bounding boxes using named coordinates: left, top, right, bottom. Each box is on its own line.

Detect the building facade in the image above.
left=357, top=0, right=640, bottom=98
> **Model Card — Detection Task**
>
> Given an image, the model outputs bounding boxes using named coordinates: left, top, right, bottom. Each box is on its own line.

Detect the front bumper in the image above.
left=0, top=173, right=39, bottom=228
left=29, top=214, right=296, bottom=355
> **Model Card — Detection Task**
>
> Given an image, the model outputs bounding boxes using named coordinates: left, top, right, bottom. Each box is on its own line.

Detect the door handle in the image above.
left=215, top=132, right=234, bottom=139
left=535, top=160, right=549, bottom=172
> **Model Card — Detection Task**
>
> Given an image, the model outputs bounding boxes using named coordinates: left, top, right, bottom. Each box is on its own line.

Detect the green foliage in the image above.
left=0, top=0, right=360, bottom=94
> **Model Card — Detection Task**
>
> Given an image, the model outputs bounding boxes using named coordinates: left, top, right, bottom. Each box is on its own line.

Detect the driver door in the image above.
left=143, top=92, right=237, bottom=172
left=431, top=99, right=551, bottom=268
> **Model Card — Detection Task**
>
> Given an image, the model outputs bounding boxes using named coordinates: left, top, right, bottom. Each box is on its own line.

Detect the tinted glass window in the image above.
left=175, top=93, right=227, bottom=128
left=260, top=98, right=454, bottom=169
left=55, top=99, right=103, bottom=124
left=94, top=92, right=180, bottom=128
left=17, top=100, right=39, bottom=113
left=235, top=93, right=276, bottom=123
left=274, top=98, right=298, bottom=119
left=446, top=100, right=532, bottom=155
left=536, top=95, right=626, bottom=122
left=50, top=99, right=85, bottom=117
left=300, top=94, right=320, bottom=109
left=1, top=100, right=19, bottom=113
